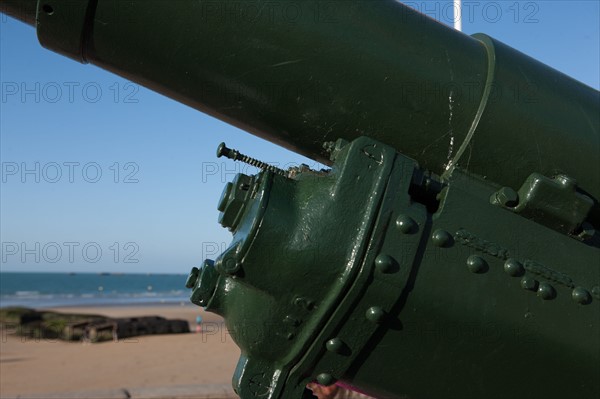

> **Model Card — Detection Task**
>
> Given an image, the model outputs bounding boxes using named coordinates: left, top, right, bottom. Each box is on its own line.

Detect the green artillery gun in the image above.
left=2, top=1, right=598, bottom=398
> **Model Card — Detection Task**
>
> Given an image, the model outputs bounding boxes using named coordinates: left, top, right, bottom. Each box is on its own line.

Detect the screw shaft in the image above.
left=217, top=143, right=287, bottom=177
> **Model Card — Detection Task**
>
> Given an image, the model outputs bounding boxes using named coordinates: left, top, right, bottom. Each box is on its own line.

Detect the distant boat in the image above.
left=99, top=272, right=110, bottom=276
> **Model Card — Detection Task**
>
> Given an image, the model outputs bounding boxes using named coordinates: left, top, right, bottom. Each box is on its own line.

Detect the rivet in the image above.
left=537, top=282, right=556, bottom=300
left=316, top=373, right=336, bottom=386
left=396, top=215, right=417, bottom=234
left=326, top=338, right=345, bottom=354
left=365, top=306, right=386, bottom=323
left=466, top=255, right=487, bottom=274
left=504, top=259, right=524, bottom=277
left=521, top=276, right=538, bottom=291
left=572, top=287, right=592, bottom=305
left=374, top=254, right=396, bottom=274
left=432, top=229, right=453, bottom=247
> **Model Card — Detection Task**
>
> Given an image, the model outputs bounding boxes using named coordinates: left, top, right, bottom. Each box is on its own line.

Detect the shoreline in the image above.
left=0, top=297, right=193, bottom=310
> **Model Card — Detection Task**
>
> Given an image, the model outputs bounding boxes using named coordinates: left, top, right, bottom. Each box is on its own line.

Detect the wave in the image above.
left=0, top=272, right=190, bottom=308
left=0, top=291, right=190, bottom=308
left=14, top=290, right=41, bottom=296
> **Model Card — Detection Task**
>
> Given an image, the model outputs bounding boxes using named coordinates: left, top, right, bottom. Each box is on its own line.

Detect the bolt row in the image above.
left=314, top=216, right=595, bottom=387
left=432, top=228, right=593, bottom=305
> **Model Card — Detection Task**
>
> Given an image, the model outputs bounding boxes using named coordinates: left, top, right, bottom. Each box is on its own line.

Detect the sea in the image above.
left=0, top=272, right=191, bottom=308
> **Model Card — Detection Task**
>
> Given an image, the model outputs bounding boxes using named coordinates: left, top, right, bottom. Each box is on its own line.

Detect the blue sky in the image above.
left=1, top=1, right=598, bottom=274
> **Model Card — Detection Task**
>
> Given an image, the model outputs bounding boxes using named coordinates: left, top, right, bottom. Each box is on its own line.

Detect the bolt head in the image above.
left=218, top=174, right=253, bottom=231
left=190, top=260, right=218, bottom=308
left=493, top=187, right=519, bottom=208
left=365, top=307, right=386, bottom=323
left=432, top=229, right=453, bottom=247
left=185, top=267, right=200, bottom=289
left=521, top=276, right=538, bottom=291
left=218, top=256, right=241, bottom=275
left=217, top=183, right=233, bottom=212
left=325, top=338, right=345, bottom=354
left=396, top=215, right=417, bottom=234
left=467, top=255, right=487, bottom=274
left=216, top=142, right=227, bottom=158
left=572, top=287, right=592, bottom=305
left=537, top=282, right=556, bottom=300
left=316, top=373, right=336, bottom=387
left=577, top=222, right=596, bottom=240
left=504, top=259, right=524, bottom=277
left=375, top=254, right=397, bottom=274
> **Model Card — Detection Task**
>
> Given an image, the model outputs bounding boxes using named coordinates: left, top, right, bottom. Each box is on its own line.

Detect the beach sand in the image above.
left=0, top=304, right=240, bottom=397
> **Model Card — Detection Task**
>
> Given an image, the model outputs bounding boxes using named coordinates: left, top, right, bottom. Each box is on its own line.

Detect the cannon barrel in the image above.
left=1, top=0, right=598, bottom=225
left=2, top=2, right=599, bottom=399
left=0, top=0, right=36, bottom=26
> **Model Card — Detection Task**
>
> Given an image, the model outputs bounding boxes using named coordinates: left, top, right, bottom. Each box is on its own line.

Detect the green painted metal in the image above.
left=0, top=0, right=37, bottom=25
left=1, top=0, right=598, bottom=225
left=2, top=1, right=599, bottom=398
left=184, top=137, right=599, bottom=398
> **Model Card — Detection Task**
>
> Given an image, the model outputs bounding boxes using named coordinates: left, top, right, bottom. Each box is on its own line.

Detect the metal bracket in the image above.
left=491, top=173, right=595, bottom=237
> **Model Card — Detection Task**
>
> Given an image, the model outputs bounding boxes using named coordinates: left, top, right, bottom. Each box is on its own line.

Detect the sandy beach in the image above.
left=0, top=304, right=240, bottom=397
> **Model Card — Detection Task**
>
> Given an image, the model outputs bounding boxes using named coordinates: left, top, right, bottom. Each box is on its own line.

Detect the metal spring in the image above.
left=217, top=142, right=288, bottom=177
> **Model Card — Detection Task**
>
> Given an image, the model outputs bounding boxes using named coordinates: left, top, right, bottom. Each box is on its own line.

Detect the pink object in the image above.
left=336, top=381, right=371, bottom=396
